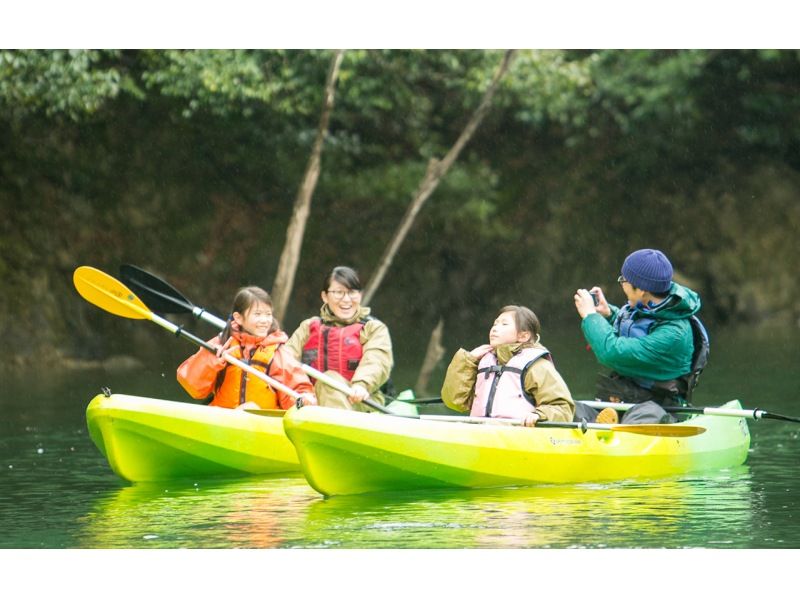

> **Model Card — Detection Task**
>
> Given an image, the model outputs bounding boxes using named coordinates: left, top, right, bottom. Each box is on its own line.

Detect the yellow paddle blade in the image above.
left=73, top=266, right=152, bottom=320
left=613, top=424, right=706, bottom=438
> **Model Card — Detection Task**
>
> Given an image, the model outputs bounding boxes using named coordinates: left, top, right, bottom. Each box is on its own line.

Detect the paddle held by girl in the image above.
left=177, top=286, right=317, bottom=410
left=286, top=266, right=394, bottom=411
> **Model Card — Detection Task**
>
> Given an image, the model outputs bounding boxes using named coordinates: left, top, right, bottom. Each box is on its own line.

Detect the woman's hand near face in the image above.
left=469, top=344, right=494, bottom=360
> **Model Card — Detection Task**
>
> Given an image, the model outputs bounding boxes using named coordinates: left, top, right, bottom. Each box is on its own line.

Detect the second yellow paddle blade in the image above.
left=614, top=424, right=706, bottom=438
left=73, top=266, right=151, bottom=320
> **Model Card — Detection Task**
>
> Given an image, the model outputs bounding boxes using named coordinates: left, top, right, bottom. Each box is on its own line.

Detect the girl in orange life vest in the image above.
left=286, top=266, right=393, bottom=412
left=177, top=286, right=317, bottom=410
left=441, top=305, right=574, bottom=426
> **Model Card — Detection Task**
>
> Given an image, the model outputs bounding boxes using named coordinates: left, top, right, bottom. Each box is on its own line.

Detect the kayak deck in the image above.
left=283, top=401, right=751, bottom=496
left=86, top=393, right=298, bottom=482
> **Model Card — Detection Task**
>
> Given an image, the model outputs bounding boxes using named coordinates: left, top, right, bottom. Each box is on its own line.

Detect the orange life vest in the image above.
left=213, top=340, right=279, bottom=409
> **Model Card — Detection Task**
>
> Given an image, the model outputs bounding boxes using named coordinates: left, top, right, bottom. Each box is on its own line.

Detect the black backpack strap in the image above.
left=477, top=364, right=520, bottom=416
left=684, top=315, right=710, bottom=403
left=519, top=352, right=551, bottom=407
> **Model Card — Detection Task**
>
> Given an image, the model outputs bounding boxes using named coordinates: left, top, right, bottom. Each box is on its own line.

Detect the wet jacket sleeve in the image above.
left=285, top=318, right=312, bottom=361
left=176, top=339, right=226, bottom=400
left=440, top=349, right=478, bottom=413
left=523, top=359, right=575, bottom=422
left=351, top=319, right=394, bottom=393
left=269, top=347, right=316, bottom=410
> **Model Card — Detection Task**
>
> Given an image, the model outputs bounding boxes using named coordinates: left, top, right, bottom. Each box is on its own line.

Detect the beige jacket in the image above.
left=286, top=305, right=394, bottom=402
left=441, top=341, right=574, bottom=422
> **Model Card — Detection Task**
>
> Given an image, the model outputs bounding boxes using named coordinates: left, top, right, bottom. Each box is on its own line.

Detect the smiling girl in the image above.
left=441, top=305, right=574, bottom=426
left=177, top=286, right=316, bottom=410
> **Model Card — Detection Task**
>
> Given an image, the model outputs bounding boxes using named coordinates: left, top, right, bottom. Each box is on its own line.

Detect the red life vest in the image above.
left=302, top=317, right=367, bottom=381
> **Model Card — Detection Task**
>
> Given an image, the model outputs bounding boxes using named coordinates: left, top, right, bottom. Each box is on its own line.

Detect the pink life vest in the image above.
left=471, top=347, right=551, bottom=419
left=302, top=317, right=367, bottom=381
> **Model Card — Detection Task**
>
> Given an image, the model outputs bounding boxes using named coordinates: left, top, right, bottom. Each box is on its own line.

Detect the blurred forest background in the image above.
left=2, top=49, right=799, bottom=382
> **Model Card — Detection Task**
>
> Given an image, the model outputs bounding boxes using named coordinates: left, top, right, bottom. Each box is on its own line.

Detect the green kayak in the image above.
left=86, top=393, right=298, bottom=482
left=283, top=400, right=751, bottom=496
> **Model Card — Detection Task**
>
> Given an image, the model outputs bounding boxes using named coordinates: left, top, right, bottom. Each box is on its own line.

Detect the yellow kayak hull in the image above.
left=283, top=401, right=751, bottom=496
left=86, top=393, right=298, bottom=482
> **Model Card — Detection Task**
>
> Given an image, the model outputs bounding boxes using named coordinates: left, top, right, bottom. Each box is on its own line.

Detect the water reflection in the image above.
left=74, top=467, right=755, bottom=549
left=298, top=468, right=754, bottom=548
left=76, top=475, right=317, bottom=548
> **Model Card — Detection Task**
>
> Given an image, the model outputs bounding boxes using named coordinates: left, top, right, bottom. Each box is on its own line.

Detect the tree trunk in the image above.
left=362, top=50, right=517, bottom=306
left=271, top=50, right=345, bottom=323
left=414, top=317, right=446, bottom=396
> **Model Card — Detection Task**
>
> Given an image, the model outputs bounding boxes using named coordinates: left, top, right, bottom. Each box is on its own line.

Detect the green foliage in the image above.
left=3, top=49, right=800, bottom=368
left=0, top=50, right=123, bottom=120
left=140, top=50, right=331, bottom=119
left=504, top=50, right=594, bottom=129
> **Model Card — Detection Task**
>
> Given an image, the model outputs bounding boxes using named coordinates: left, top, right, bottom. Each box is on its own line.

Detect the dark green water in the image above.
left=1, top=325, right=798, bottom=549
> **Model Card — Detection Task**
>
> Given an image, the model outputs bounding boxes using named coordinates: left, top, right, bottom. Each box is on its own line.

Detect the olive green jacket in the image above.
left=286, top=305, right=394, bottom=400
left=441, top=341, right=575, bottom=422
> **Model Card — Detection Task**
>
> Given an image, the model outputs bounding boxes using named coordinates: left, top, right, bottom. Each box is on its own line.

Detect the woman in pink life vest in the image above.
left=286, top=266, right=393, bottom=411
left=441, top=305, right=574, bottom=426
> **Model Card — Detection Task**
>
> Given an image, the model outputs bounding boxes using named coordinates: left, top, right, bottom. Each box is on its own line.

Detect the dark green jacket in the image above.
left=581, top=282, right=701, bottom=381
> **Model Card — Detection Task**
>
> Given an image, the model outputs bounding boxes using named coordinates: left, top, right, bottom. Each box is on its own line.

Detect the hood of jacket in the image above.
left=231, top=328, right=288, bottom=356
left=633, top=282, right=701, bottom=321
left=493, top=341, right=548, bottom=365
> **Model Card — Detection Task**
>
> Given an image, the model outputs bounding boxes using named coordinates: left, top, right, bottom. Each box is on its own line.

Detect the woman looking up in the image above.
left=441, top=305, right=574, bottom=426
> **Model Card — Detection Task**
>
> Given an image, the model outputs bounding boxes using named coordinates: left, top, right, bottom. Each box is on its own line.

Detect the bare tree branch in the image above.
left=414, top=317, right=446, bottom=396
left=362, top=50, right=517, bottom=306
left=271, top=50, right=345, bottom=322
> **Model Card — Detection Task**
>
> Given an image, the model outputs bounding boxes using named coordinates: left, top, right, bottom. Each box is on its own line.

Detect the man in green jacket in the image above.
left=574, top=248, right=703, bottom=424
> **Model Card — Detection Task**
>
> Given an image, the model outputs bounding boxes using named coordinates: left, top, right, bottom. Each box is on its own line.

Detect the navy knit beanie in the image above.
left=621, top=249, right=673, bottom=293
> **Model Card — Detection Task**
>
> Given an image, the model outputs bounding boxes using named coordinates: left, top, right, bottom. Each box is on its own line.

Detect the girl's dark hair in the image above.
left=221, top=286, right=278, bottom=340
left=497, top=305, right=541, bottom=340
left=322, top=266, right=361, bottom=292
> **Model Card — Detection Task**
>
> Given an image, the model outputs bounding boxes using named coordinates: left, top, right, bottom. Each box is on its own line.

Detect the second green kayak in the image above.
left=283, top=400, right=751, bottom=496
